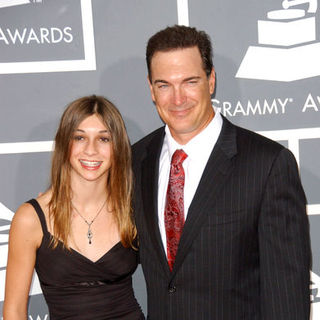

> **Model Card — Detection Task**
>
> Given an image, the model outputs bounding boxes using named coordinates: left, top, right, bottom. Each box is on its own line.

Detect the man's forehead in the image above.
left=151, top=46, right=200, bottom=59
left=150, top=47, right=205, bottom=79
left=150, top=47, right=203, bottom=70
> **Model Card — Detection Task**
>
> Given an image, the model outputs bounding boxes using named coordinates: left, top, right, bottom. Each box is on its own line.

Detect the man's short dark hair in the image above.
left=146, top=25, right=213, bottom=82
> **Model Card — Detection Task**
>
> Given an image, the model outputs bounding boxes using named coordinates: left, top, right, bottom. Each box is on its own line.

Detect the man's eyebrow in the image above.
left=154, top=79, right=169, bottom=84
left=153, top=76, right=201, bottom=84
left=184, top=76, right=201, bottom=81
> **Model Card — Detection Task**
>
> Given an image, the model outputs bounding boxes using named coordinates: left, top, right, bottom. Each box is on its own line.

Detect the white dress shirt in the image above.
left=158, top=109, right=223, bottom=254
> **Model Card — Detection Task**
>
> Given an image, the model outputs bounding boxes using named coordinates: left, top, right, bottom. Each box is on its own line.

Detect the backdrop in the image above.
left=0, top=0, right=319, bottom=319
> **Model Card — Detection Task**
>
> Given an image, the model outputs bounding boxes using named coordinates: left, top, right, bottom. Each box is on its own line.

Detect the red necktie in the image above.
left=164, top=149, right=188, bottom=271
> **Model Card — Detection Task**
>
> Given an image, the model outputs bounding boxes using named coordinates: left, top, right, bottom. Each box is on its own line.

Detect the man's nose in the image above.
left=172, top=87, right=186, bottom=106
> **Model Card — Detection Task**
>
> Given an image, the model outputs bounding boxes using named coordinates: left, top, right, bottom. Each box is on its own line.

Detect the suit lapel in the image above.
left=171, top=118, right=238, bottom=277
left=141, top=128, right=171, bottom=275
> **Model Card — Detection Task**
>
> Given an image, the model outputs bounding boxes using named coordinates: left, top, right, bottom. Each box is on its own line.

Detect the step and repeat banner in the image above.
left=0, top=0, right=319, bottom=318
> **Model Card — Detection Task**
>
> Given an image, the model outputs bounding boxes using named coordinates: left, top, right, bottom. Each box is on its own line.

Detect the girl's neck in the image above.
left=70, top=176, right=108, bottom=208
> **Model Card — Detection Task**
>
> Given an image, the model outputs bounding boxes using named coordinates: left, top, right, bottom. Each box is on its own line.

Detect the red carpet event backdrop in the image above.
left=0, top=0, right=319, bottom=318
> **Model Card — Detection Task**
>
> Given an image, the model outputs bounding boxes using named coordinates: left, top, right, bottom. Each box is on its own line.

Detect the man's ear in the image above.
left=147, top=75, right=156, bottom=102
left=209, top=68, right=216, bottom=95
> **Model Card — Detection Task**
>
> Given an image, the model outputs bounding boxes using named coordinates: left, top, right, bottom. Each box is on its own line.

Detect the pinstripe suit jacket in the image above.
left=132, top=116, right=311, bottom=320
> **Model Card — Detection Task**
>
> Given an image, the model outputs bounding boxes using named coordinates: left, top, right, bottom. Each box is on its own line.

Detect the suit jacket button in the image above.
left=168, top=286, right=176, bottom=293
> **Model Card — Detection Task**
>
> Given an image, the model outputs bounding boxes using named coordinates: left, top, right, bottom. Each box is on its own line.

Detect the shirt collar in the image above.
left=164, top=108, right=223, bottom=161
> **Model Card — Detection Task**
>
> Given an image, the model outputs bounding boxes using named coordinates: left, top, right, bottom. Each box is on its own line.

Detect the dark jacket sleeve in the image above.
left=258, top=148, right=311, bottom=319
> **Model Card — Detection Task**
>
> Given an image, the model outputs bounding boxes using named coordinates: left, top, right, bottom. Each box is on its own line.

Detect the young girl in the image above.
left=4, top=95, right=144, bottom=319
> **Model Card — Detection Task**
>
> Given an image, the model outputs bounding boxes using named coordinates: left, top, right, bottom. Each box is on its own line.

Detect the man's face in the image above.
left=148, top=46, right=215, bottom=145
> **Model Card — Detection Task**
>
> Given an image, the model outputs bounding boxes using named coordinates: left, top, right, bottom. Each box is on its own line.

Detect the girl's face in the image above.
left=69, top=114, right=112, bottom=184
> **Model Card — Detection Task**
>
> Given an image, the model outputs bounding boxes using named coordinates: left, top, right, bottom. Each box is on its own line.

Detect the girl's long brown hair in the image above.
left=49, top=95, right=136, bottom=249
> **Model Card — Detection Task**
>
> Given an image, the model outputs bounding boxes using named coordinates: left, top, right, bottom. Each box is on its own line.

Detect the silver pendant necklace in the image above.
left=72, top=199, right=107, bottom=244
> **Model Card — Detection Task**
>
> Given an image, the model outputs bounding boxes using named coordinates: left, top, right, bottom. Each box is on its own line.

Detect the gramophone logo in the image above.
left=0, top=202, right=42, bottom=302
left=236, top=0, right=320, bottom=81
left=311, top=271, right=320, bottom=316
left=0, top=202, right=41, bottom=302
left=0, top=0, right=96, bottom=74
left=0, top=0, right=43, bottom=9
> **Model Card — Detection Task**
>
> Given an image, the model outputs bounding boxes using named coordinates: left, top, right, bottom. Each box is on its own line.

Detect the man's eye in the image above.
left=158, top=84, right=168, bottom=89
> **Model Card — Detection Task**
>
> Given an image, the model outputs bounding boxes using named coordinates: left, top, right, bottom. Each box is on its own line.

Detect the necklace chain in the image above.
left=72, top=199, right=107, bottom=245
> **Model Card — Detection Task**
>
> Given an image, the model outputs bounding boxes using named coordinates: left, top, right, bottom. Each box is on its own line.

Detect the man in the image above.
left=132, top=25, right=311, bottom=320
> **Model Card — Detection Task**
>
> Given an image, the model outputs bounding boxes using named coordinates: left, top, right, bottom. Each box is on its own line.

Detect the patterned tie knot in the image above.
left=171, top=149, right=188, bottom=169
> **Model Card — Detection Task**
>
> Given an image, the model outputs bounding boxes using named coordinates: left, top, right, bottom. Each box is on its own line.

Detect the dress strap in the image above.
left=27, top=198, right=49, bottom=235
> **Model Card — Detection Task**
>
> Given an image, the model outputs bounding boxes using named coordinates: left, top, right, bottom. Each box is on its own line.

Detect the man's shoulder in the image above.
left=220, top=117, right=291, bottom=166
left=225, top=118, right=284, bottom=153
left=131, top=127, right=165, bottom=171
left=132, top=127, right=165, bottom=152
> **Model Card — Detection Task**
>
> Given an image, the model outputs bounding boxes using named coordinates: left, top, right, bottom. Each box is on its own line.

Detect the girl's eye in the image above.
left=73, top=135, right=84, bottom=141
left=100, top=137, right=110, bottom=143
